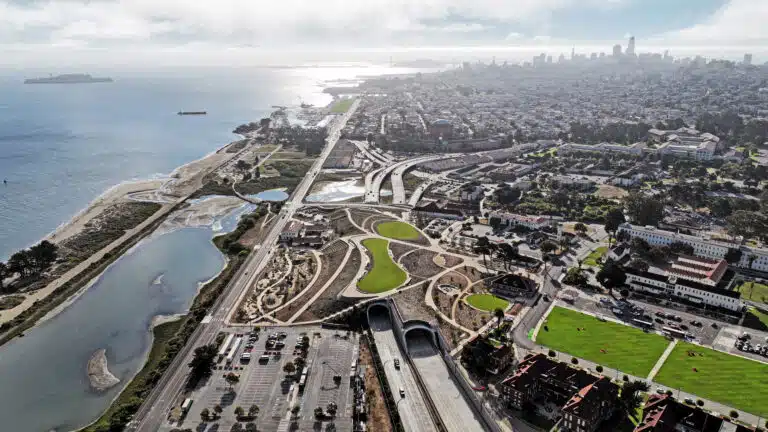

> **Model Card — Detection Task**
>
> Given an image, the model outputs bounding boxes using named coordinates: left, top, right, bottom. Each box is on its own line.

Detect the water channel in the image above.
left=0, top=201, right=251, bottom=432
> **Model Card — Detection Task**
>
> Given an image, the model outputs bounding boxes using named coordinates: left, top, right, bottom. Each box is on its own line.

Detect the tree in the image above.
left=225, top=372, right=240, bottom=389
left=727, top=210, right=768, bottom=240
left=595, top=365, right=603, bottom=373
left=725, top=248, right=743, bottom=264
left=8, top=250, right=32, bottom=277
left=631, top=237, right=650, bottom=254
left=494, top=308, right=505, bottom=328
left=616, top=229, right=631, bottom=243
left=0, top=262, right=7, bottom=291
left=200, top=408, right=210, bottom=421
left=548, top=350, right=556, bottom=358
left=540, top=240, right=558, bottom=255
left=620, top=289, right=630, bottom=298
left=624, top=192, right=664, bottom=226
left=248, top=404, right=260, bottom=417
left=604, top=208, right=626, bottom=244
left=496, top=243, right=519, bottom=270
left=314, top=407, right=325, bottom=419
left=696, top=399, right=704, bottom=407
left=474, top=236, right=492, bottom=273
left=596, top=260, right=627, bottom=295
left=214, top=404, right=223, bottom=414
left=730, top=410, right=739, bottom=419
left=571, top=357, right=579, bottom=365
left=621, top=380, right=650, bottom=413
left=669, top=241, right=694, bottom=256
left=283, top=361, right=296, bottom=375
left=234, top=406, right=245, bottom=418
left=326, top=402, right=338, bottom=417
left=628, top=258, right=649, bottom=273
left=188, top=344, right=217, bottom=383
left=709, top=198, right=732, bottom=218
left=574, top=222, right=588, bottom=235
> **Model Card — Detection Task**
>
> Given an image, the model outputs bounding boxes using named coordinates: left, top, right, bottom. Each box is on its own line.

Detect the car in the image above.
left=655, top=318, right=664, bottom=324
left=394, top=358, right=400, bottom=370
left=656, top=388, right=665, bottom=394
left=684, top=398, right=695, bottom=405
left=680, top=325, right=689, bottom=331
left=711, top=322, right=719, bottom=329
left=399, top=388, right=406, bottom=398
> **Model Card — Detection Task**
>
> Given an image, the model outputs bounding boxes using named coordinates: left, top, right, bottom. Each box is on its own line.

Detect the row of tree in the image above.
left=0, top=240, right=58, bottom=293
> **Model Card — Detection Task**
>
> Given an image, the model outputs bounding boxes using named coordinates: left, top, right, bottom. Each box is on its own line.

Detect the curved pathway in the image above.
left=262, top=250, right=322, bottom=322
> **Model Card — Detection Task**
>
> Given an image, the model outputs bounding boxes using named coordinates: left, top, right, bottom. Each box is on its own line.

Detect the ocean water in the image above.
left=0, top=65, right=420, bottom=260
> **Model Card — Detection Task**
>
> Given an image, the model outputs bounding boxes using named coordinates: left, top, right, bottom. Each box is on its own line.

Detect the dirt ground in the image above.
left=438, top=254, right=464, bottom=268
left=359, top=338, right=393, bottom=432
left=390, top=242, right=417, bottom=262
left=401, top=250, right=443, bottom=279
left=595, top=184, right=629, bottom=199
left=295, top=247, right=362, bottom=322
left=392, top=283, right=434, bottom=322
left=437, top=272, right=469, bottom=291
left=455, top=295, right=491, bottom=332
left=455, top=265, right=484, bottom=283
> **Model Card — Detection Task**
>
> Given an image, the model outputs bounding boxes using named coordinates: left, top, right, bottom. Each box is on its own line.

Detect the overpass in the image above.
left=366, top=300, right=499, bottom=432
left=367, top=155, right=450, bottom=204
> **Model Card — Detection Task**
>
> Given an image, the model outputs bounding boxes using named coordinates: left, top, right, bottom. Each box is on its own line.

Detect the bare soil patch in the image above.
left=295, top=246, right=362, bottom=322
left=328, top=210, right=363, bottom=237
left=437, top=272, right=469, bottom=291
left=455, top=289, right=492, bottom=332
left=436, top=315, right=470, bottom=352
left=401, top=250, right=443, bottom=279
left=390, top=242, right=417, bottom=262
left=439, top=254, right=464, bottom=268
left=455, top=265, right=484, bottom=283
left=274, top=240, right=349, bottom=322
left=432, top=288, right=456, bottom=319
left=391, top=283, right=434, bottom=322
left=349, top=209, right=381, bottom=228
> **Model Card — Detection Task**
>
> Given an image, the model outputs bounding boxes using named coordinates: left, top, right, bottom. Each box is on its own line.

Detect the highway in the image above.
left=130, top=100, right=360, bottom=431
left=407, top=332, right=485, bottom=432
left=369, top=312, right=437, bottom=432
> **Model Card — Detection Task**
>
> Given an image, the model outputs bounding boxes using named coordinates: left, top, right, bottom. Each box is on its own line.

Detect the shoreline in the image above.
left=0, top=135, right=245, bottom=330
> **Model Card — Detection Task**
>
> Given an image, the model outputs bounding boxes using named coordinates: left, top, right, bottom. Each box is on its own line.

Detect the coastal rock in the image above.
left=87, top=348, right=120, bottom=391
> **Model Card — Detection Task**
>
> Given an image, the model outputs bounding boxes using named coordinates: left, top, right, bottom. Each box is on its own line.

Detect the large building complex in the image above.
left=617, top=223, right=768, bottom=273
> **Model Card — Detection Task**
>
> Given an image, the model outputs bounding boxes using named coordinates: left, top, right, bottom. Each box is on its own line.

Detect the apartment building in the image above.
left=490, top=211, right=554, bottom=230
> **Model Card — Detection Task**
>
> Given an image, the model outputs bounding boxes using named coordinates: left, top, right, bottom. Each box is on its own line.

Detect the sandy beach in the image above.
left=0, top=139, right=245, bottom=328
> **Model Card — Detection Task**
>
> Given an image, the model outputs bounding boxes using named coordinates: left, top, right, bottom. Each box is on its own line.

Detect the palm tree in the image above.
left=474, top=236, right=492, bottom=274
left=494, top=308, right=505, bottom=328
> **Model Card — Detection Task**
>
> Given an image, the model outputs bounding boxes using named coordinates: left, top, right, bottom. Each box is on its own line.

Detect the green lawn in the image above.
left=358, top=238, right=407, bottom=293
left=654, top=342, right=768, bottom=417
left=465, top=294, right=509, bottom=312
left=329, top=98, right=355, bottom=113
left=536, top=307, right=670, bottom=377
left=375, top=221, right=421, bottom=240
left=736, top=281, right=768, bottom=303
left=583, top=246, right=608, bottom=267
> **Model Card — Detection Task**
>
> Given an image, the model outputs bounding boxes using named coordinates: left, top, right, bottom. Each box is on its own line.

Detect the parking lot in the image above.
left=715, top=325, right=768, bottom=363
left=174, top=325, right=359, bottom=432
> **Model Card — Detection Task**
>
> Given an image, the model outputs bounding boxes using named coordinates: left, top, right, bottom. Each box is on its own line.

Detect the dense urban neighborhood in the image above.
left=2, top=40, right=767, bottom=432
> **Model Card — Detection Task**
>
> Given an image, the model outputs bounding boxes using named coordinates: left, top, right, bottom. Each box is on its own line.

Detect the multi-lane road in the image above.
left=130, top=101, right=359, bottom=431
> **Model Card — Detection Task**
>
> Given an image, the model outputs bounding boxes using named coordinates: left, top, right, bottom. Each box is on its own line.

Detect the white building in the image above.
left=490, top=211, right=552, bottom=230
left=279, top=220, right=304, bottom=242
left=617, top=223, right=768, bottom=272
left=648, top=128, right=720, bottom=161
left=559, top=142, right=646, bottom=156
left=624, top=261, right=743, bottom=313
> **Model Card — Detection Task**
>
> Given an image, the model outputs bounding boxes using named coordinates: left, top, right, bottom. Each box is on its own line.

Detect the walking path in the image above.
left=262, top=250, right=322, bottom=322
left=647, top=340, right=678, bottom=381
left=286, top=239, right=353, bottom=323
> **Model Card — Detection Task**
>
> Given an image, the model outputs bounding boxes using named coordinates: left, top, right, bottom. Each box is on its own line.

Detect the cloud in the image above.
left=655, top=0, right=768, bottom=45
left=0, top=0, right=628, bottom=48
left=505, top=32, right=524, bottom=40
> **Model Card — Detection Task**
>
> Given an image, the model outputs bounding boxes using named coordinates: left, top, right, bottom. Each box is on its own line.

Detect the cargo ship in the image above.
left=177, top=111, right=207, bottom=115
left=24, top=74, right=113, bottom=84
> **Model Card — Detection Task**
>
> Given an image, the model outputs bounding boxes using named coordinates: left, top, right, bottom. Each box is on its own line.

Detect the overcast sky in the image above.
left=2, top=0, right=766, bottom=66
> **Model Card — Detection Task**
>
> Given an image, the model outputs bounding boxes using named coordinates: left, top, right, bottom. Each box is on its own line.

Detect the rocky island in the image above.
left=87, top=349, right=120, bottom=391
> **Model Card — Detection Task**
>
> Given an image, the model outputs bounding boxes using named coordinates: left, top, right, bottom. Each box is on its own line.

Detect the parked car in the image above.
left=399, top=388, right=406, bottom=398
left=394, top=359, right=400, bottom=370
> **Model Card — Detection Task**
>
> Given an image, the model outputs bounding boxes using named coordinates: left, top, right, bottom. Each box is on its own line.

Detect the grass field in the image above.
left=536, top=307, right=670, bottom=377
left=358, top=238, right=407, bottom=293
left=583, top=246, right=608, bottom=267
left=736, top=281, right=768, bottom=303
left=654, top=342, right=768, bottom=417
left=329, top=98, right=355, bottom=113
left=375, top=221, right=421, bottom=240
left=465, top=294, right=509, bottom=312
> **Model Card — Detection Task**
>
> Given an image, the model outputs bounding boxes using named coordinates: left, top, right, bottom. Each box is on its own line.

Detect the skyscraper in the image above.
left=744, top=53, right=753, bottom=65
left=612, top=44, right=622, bottom=57
left=626, top=36, right=636, bottom=56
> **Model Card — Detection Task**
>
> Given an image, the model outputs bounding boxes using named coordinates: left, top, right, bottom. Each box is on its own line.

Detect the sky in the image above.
left=1, top=0, right=767, bottom=67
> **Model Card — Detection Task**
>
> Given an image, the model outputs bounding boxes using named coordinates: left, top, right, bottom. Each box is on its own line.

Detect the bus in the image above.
left=663, top=326, right=687, bottom=339
left=633, top=318, right=654, bottom=329
left=181, top=398, right=193, bottom=414
left=217, top=334, right=235, bottom=361
left=226, top=337, right=242, bottom=364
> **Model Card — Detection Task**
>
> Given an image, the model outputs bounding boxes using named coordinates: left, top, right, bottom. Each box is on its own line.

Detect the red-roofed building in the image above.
left=634, top=394, right=755, bottom=432
left=499, top=353, right=619, bottom=432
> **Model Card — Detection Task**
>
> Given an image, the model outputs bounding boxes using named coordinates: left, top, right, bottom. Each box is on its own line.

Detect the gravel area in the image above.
left=455, top=295, right=491, bottom=332
left=329, top=210, right=364, bottom=237
left=274, top=240, right=349, bottom=322
left=390, top=242, right=417, bottom=262
left=401, top=250, right=443, bottom=279
left=349, top=209, right=382, bottom=229
left=295, top=246, right=362, bottom=322
left=455, top=265, right=484, bottom=283
left=438, top=254, right=464, bottom=268
left=392, top=283, right=434, bottom=322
